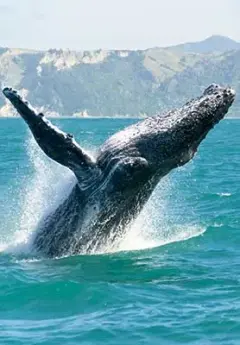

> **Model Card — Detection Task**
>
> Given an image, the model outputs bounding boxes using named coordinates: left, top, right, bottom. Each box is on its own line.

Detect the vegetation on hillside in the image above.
left=0, top=35, right=239, bottom=117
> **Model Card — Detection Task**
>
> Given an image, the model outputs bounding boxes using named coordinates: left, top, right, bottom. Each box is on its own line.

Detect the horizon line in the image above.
left=0, top=34, right=239, bottom=53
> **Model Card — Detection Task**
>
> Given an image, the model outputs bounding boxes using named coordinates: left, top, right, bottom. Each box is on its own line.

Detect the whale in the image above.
left=2, top=84, right=235, bottom=257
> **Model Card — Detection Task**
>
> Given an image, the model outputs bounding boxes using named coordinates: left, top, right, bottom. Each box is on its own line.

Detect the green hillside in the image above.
left=0, top=36, right=239, bottom=117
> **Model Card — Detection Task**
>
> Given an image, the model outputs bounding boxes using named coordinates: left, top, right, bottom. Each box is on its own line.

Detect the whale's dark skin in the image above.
left=2, top=84, right=235, bottom=257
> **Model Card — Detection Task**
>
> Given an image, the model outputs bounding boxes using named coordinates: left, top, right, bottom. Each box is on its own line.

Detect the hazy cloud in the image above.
left=0, top=4, right=14, bottom=13
left=0, top=0, right=238, bottom=50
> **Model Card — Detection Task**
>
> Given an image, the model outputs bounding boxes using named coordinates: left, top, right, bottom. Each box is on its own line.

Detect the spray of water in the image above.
left=3, top=133, right=205, bottom=257
left=97, top=175, right=205, bottom=254
left=5, top=133, right=76, bottom=254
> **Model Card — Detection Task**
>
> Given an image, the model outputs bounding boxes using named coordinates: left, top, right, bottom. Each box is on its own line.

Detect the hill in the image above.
left=171, top=35, right=240, bottom=53
left=0, top=35, right=239, bottom=117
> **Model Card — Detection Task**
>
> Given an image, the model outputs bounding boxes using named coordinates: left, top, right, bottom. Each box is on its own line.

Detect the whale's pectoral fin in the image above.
left=3, top=87, right=99, bottom=184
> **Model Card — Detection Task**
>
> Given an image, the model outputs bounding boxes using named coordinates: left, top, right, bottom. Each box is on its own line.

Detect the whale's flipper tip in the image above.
left=2, top=87, right=26, bottom=107
left=2, top=87, right=18, bottom=98
left=2, top=86, right=36, bottom=120
left=2, top=86, right=11, bottom=94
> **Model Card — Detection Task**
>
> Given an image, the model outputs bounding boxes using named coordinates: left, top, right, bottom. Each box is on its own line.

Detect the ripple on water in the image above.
left=0, top=119, right=240, bottom=344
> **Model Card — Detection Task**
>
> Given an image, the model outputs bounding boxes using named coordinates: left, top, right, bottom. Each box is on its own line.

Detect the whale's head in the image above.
left=98, top=84, right=235, bottom=199
left=131, top=84, right=236, bottom=177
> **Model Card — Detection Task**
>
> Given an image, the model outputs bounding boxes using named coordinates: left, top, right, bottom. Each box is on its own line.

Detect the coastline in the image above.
left=0, top=115, right=239, bottom=120
left=0, top=115, right=146, bottom=120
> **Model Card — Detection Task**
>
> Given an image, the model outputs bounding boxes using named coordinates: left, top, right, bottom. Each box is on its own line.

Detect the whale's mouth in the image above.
left=212, top=87, right=235, bottom=123
left=191, top=87, right=235, bottom=155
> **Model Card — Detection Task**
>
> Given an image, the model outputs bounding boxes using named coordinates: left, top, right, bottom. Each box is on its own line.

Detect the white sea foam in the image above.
left=217, top=192, right=232, bottom=197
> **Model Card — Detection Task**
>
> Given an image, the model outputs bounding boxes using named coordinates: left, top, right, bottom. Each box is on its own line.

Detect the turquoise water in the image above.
left=0, top=118, right=239, bottom=344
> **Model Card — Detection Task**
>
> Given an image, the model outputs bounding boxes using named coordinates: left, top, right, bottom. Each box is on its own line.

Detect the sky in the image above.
left=0, top=0, right=239, bottom=50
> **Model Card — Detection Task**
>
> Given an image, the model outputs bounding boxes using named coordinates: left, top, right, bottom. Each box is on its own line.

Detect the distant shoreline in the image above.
left=0, top=115, right=239, bottom=120
left=0, top=115, right=145, bottom=120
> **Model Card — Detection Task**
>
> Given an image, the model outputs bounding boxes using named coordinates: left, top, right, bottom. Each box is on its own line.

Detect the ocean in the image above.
left=0, top=118, right=239, bottom=344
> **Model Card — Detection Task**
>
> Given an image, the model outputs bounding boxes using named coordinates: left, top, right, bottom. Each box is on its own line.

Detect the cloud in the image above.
left=0, top=4, right=14, bottom=13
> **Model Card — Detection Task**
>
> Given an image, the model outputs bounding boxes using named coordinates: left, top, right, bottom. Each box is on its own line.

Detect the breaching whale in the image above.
left=2, top=84, right=235, bottom=257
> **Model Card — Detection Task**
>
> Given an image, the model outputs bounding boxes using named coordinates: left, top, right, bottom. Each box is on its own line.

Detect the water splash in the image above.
left=96, top=176, right=205, bottom=254
left=5, top=133, right=76, bottom=254
left=3, top=133, right=205, bottom=257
